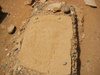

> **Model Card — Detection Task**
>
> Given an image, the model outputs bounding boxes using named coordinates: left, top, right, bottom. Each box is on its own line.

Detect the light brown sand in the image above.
left=18, top=15, right=73, bottom=75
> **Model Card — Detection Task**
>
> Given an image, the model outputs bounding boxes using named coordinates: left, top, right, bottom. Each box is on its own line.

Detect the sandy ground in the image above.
left=18, top=15, right=73, bottom=75
left=0, top=0, right=100, bottom=75
left=80, top=0, right=100, bottom=75
left=66, top=0, right=100, bottom=75
left=0, top=0, right=32, bottom=75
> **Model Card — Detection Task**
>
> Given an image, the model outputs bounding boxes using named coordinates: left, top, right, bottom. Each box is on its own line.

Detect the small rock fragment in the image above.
left=86, top=60, right=90, bottom=63
left=82, top=34, right=85, bottom=39
left=7, top=25, right=16, bottom=34
left=84, top=0, right=97, bottom=7
left=3, top=64, right=7, bottom=69
left=47, top=2, right=62, bottom=12
left=34, top=8, right=38, bottom=12
left=63, top=5, right=70, bottom=14
left=13, top=47, right=18, bottom=51
left=7, top=53, right=11, bottom=57
left=20, top=27, right=25, bottom=32
left=5, top=48, right=8, bottom=51
left=70, top=6, right=76, bottom=15
left=18, top=66, right=23, bottom=72
left=63, top=62, right=67, bottom=65
left=0, top=24, right=7, bottom=29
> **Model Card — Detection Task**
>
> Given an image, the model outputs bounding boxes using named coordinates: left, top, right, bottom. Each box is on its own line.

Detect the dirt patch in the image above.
left=18, top=15, right=73, bottom=75
left=0, top=0, right=86, bottom=75
left=0, top=0, right=32, bottom=74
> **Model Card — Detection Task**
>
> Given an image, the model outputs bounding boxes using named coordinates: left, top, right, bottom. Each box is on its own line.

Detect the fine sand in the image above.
left=18, top=15, right=73, bottom=75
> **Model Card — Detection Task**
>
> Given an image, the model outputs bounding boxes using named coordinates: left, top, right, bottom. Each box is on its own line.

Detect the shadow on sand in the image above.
left=0, top=6, right=8, bottom=23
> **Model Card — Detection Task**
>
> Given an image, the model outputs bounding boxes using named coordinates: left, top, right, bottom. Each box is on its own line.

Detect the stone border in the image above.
left=16, top=3, right=79, bottom=75
left=70, top=8, right=78, bottom=75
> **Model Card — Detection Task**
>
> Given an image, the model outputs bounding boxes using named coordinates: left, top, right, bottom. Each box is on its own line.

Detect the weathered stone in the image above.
left=7, top=25, right=16, bottom=34
left=82, top=34, right=85, bottom=39
left=70, top=6, right=76, bottom=15
left=5, top=48, right=8, bottom=51
left=86, top=60, right=90, bottom=63
left=3, top=64, right=7, bottom=69
left=18, top=67, right=23, bottom=72
left=47, top=2, right=62, bottom=12
left=63, top=5, right=70, bottom=14
left=63, top=62, right=67, bottom=65
left=13, top=47, right=18, bottom=51
left=7, top=53, right=11, bottom=57
left=34, top=8, right=38, bottom=12
left=84, top=0, right=97, bottom=7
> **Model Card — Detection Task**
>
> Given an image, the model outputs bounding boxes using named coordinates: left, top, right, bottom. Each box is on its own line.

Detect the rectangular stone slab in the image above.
left=18, top=15, right=73, bottom=75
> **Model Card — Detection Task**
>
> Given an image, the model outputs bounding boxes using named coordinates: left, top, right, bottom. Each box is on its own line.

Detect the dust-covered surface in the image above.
left=18, top=15, right=73, bottom=75
left=2, top=0, right=100, bottom=75
left=0, top=1, right=80, bottom=75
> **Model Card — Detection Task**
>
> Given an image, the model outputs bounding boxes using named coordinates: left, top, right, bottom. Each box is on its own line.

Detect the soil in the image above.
left=0, top=0, right=32, bottom=75
left=18, top=15, right=72, bottom=75
left=0, top=0, right=100, bottom=75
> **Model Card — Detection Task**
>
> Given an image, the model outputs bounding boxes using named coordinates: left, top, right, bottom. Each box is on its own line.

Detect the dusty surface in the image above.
left=0, top=0, right=100, bottom=75
left=65, top=0, right=100, bottom=75
left=80, top=0, right=100, bottom=75
left=18, top=15, right=72, bottom=75
left=0, top=0, right=32, bottom=75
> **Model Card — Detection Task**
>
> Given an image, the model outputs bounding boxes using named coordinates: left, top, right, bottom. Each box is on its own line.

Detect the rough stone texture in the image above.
left=70, top=6, right=76, bottom=15
left=63, top=5, right=70, bottom=13
left=84, top=0, right=97, bottom=7
left=47, top=2, right=62, bottom=12
left=7, top=25, right=16, bottom=34
left=18, top=15, right=73, bottom=75
left=7, top=53, right=11, bottom=57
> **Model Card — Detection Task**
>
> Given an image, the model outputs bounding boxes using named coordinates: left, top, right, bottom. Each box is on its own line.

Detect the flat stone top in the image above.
left=18, top=15, right=73, bottom=75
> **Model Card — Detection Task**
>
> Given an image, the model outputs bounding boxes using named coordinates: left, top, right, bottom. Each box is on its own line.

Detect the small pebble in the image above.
left=3, top=64, right=7, bottom=69
left=7, top=25, right=16, bottom=34
left=5, top=48, right=8, bottom=51
left=18, top=67, right=23, bottom=71
left=82, top=34, right=85, bottom=39
left=64, top=5, right=70, bottom=14
left=63, top=62, right=67, bottom=65
left=34, top=8, right=38, bottom=12
left=13, top=47, right=18, bottom=51
left=7, top=53, right=11, bottom=57
left=20, top=28, right=24, bottom=31
left=86, top=60, right=90, bottom=63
